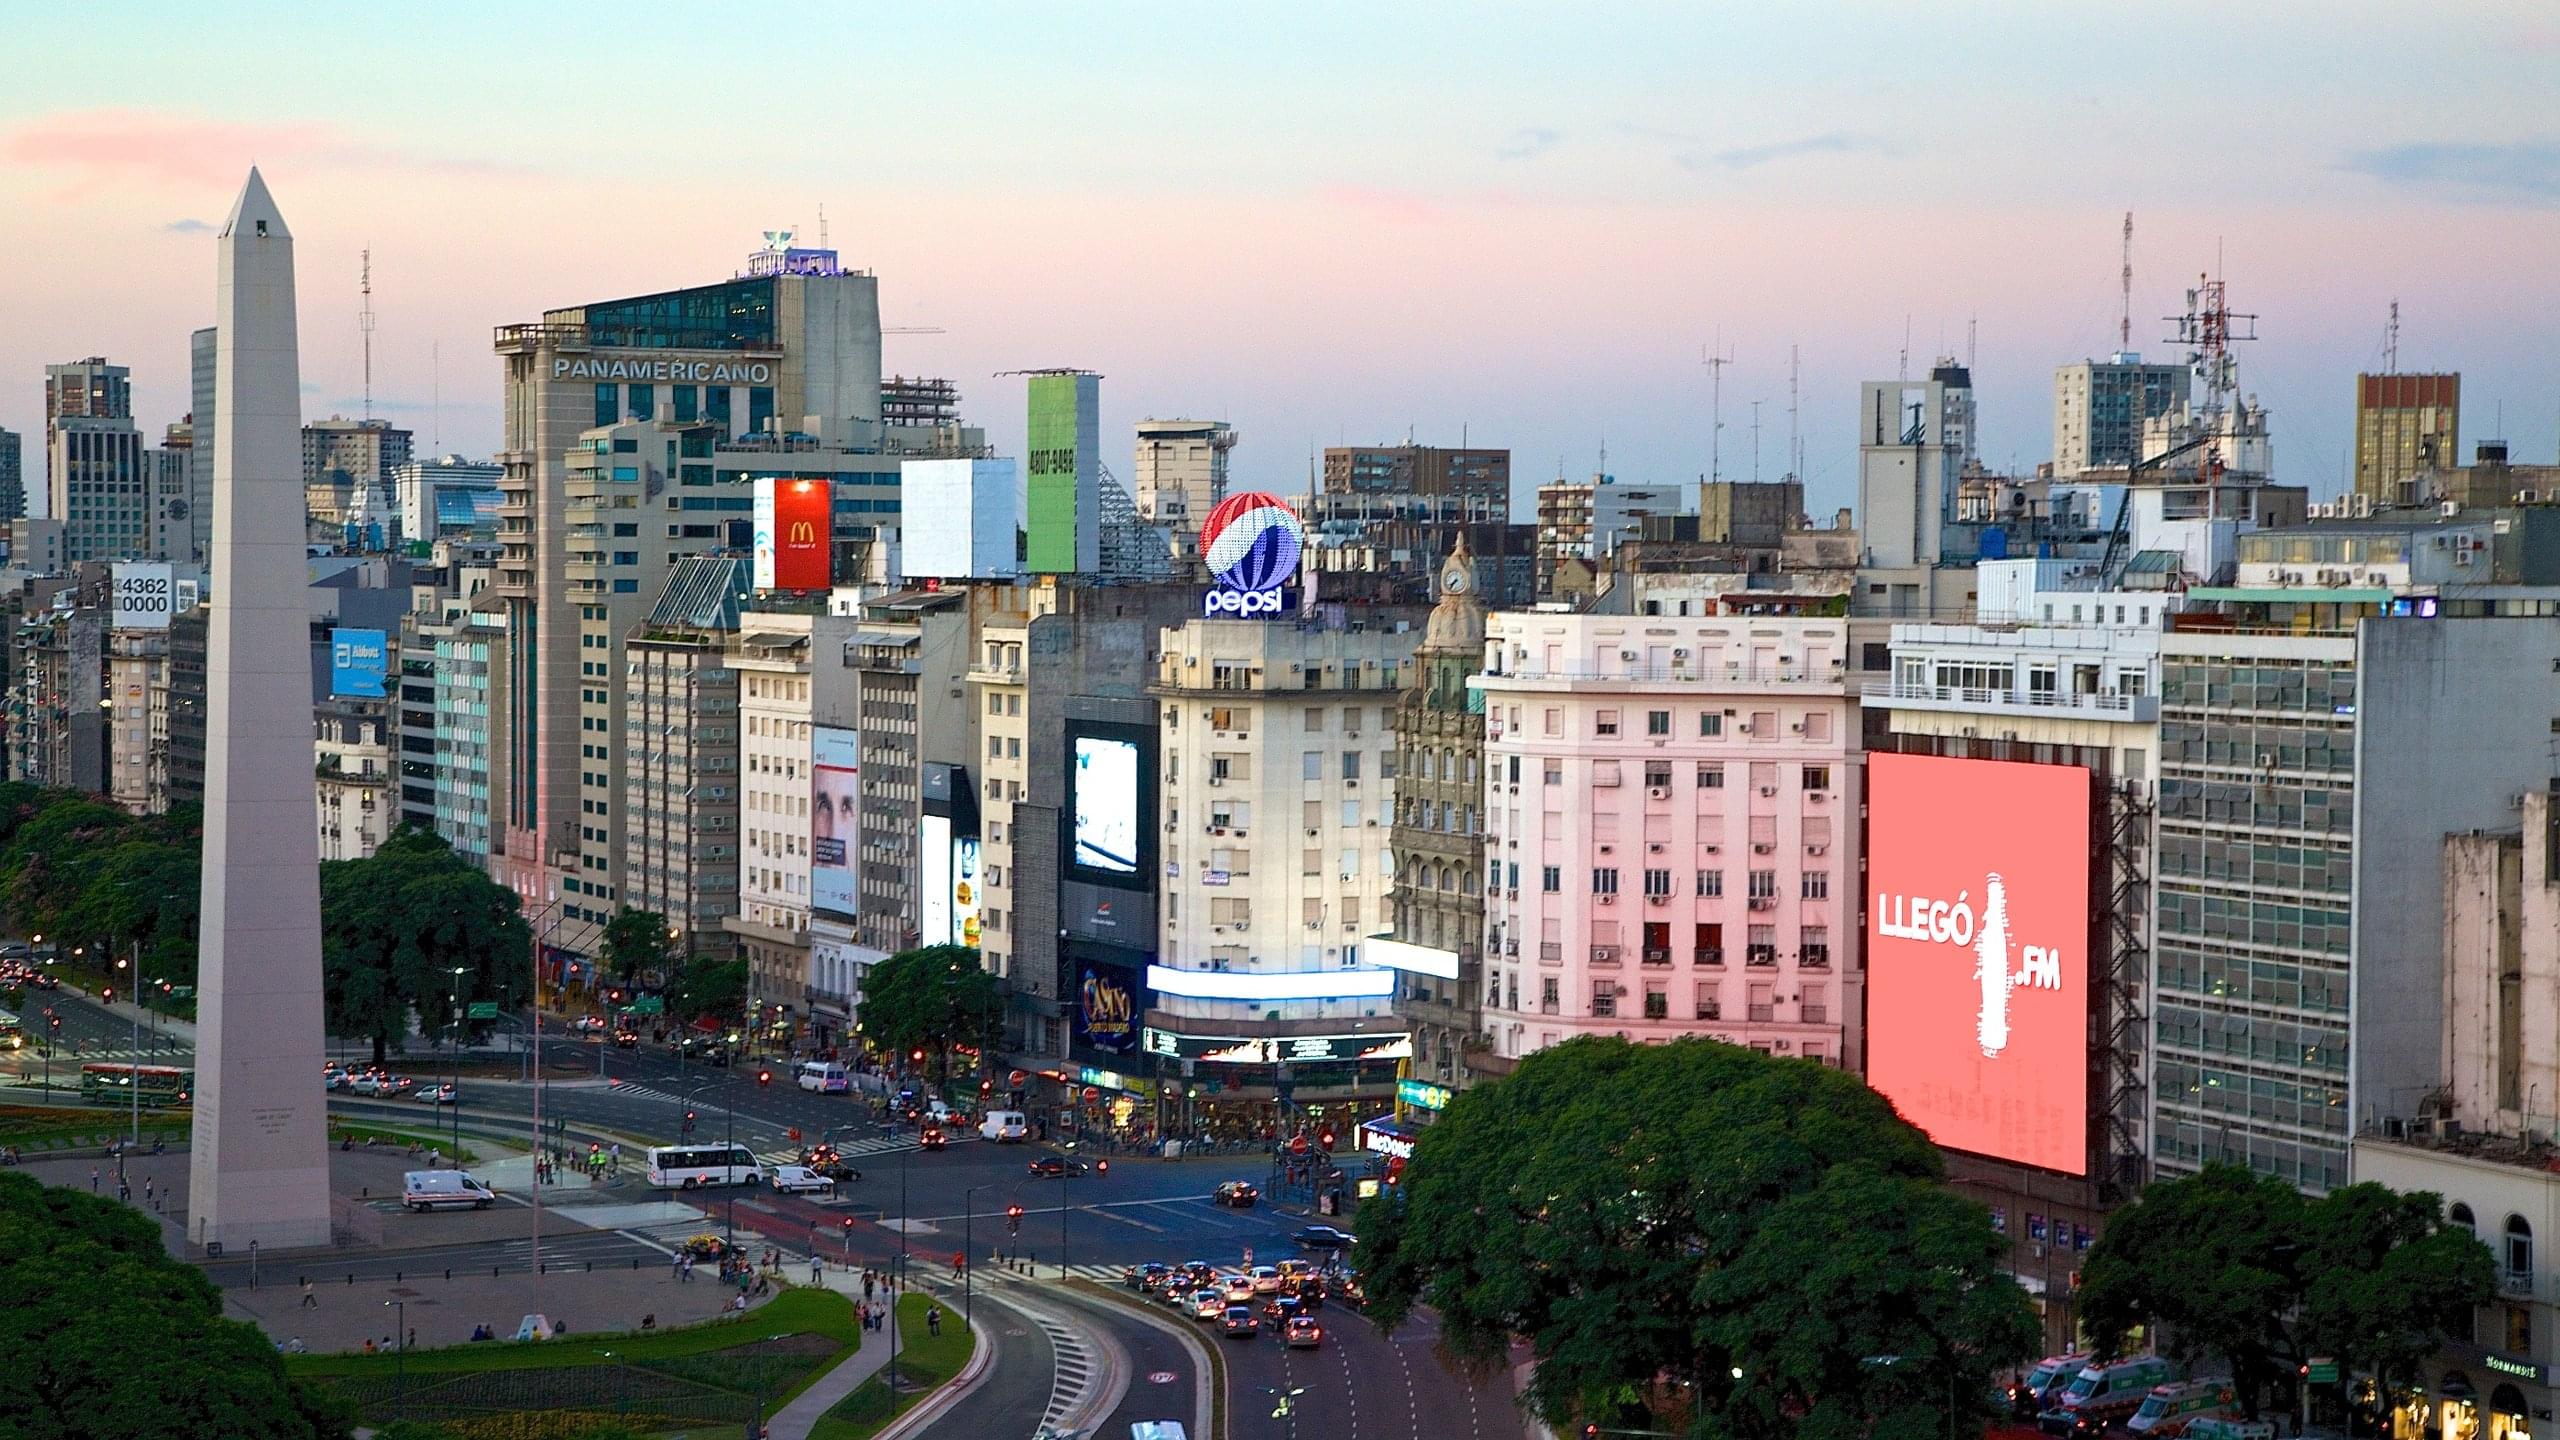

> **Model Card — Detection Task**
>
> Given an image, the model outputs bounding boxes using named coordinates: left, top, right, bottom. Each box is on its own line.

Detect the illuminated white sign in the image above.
left=1364, top=934, right=1460, bottom=981
left=1144, top=965, right=1396, bottom=1002
left=110, top=563, right=176, bottom=631
left=1362, top=1127, right=1415, bottom=1161
left=552, top=356, right=773, bottom=384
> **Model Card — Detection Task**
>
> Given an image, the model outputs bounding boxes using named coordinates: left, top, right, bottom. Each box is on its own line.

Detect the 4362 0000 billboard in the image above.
left=1864, top=752, right=2091, bottom=1176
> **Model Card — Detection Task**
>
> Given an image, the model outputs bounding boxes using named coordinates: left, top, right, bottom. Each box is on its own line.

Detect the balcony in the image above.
left=1642, top=948, right=1671, bottom=967
left=1590, top=946, right=1621, bottom=966
left=1480, top=660, right=1847, bottom=694
left=1746, top=948, right=1777, bottom=968
left=1693, top=948, right=1723, bottom=967
left=1861, top=680, right=2158, bottom=724
left=2501, top=1269, right=2535, bottom=1301
left=1802, top=1005, right=1829, bottom=1024
left=1748, top=1004, right=1775, bottom=1022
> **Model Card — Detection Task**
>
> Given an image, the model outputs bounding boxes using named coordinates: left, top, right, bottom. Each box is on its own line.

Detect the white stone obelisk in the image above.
left=187, top=168, right=332, bottom=1252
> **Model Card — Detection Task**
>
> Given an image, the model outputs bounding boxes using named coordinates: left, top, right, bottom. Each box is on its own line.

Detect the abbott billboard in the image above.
left=1865, top=752, right=2090, bottom=1175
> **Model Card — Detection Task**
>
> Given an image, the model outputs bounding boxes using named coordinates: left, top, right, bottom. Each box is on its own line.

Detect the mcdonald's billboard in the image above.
left=752, top=476, right=833, bottom=590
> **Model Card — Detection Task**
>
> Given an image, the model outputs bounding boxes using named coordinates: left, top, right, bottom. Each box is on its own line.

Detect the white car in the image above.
left=346, top=1073, right=391, bottom=1096
left=413, top=1083, right=459, bottom=1106
left=1249, top=1265, right=1283, bottom=1294
left=768, top=1164, right=836, bottom=1196
left=1223, top=1274, right=1257, bottom=1303
left=572, top=1016, right=607, bottom=1033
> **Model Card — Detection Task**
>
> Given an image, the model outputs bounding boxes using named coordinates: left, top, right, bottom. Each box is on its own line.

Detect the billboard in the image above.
left=1075, top=961, right=1140, bottom=1054
left=952, top=836, right=981, bottom=947
left=1024, top=372, right=1100, bottom=575
left=921, top=813, right=953, bottom=947
left=1199, top=492, right=1306, bottom=618
left=329, top=627, right=390, bottom=698
left=811, top=725, right=859, bottom=919
left=752, top=476, right=832, bottom=590
left=1865, top=752, right=2091, bottom=1175
left=1070, top=734, right=1141, bottom=875
left=110, top=563, right=177, bottom=631
left=903, top=458, right=1020, bottom=580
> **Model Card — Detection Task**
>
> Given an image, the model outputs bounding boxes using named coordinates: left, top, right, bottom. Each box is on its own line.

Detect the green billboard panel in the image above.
left=1025, top=371, right=1100, bottom=574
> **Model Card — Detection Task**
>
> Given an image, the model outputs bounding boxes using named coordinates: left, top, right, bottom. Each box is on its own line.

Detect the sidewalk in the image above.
left=762, top=1306, right=890, bottom=1440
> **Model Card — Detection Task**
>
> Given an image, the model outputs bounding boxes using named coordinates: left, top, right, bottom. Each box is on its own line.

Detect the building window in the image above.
left=1801, top=871, right=1829, bottom=900
left=1592, top=868, right=1619, bottom=895
left=1801, top=927, right=1830, bottom=968
left=1342, top=752, right=1362, bottom=780
left=1591, top=981, right=1616, bottom=1018
left=1541, top=866, right=1560, bottom=893
left=1643, top=868, right=1672, bottom=897
left=1595, top=710, right=1619, bottom=737
left=1646, top=710, right=1671, bottom=736
left=1747, top=925, right=1777, bottom=967
left=1644, top=760, right=1673, bottom=789
left=1697, top=762, right=1724, bottom=788
left=1544, top=758, right=1563, bottom=786
left=1801, top=764, right=1830, bottom=790
left=2510, top=1304, right=2534, bottom=1357
left=1747, top=869, right=1776, bottom=899
left=1696, top=870, right=1722, bottom=897
left=1695, top=922, right=1722, bottom=966
left=1700, top=712, right=1723, bottom=737
left=1540, top=976, right=1559, bottom=1014
left=1694, top=985, right=1721, bottom=1020
left=2508, top=1215, right=2534, bottom=1285
left=2451, top=1202, right=2477, bottom=1237
left=1643, top=981, right=1668, bottom=1019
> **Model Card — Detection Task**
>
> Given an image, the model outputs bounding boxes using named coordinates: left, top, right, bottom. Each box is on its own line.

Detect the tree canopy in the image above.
left=599, top=905, right=678, bottom=988
left=0, top=790, right=201, bottom=987
left=2079, top=1164, right=2494, bottom=1415
left=855, top=945, right=1000, bottom=1073
left=0, top=1171, right=350, bottom=1439
left=319, top=827, right=533, bottom=1063
left=1356, top=1037, right=2038, bottom=1439
left=668, top=954, right=749, bottom=1025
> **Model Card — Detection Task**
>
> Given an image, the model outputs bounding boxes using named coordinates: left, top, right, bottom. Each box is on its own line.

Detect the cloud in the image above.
left=1496, top=127, right=1563, bottom=161
left=2343, top=141, right=2560, bottom=202
left=1683, top=131, right=1885, bottom=171
left=162, top=218, right=214, bottom=233
left=2, top=108, right=531, bottom=198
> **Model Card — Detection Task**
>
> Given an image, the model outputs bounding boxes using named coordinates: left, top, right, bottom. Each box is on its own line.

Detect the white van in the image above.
left=1131, top=1425, right=1189, bottom=1440
left=980, top=1110, right=1029, bottom=1143
left=796, top=1060, right=850, bottom=1094
left=403, top=1169, right=497, bottom=1212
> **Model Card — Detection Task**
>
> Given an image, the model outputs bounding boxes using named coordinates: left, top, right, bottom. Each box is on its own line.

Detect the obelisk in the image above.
left=187, top=168, right=332, bottom=1251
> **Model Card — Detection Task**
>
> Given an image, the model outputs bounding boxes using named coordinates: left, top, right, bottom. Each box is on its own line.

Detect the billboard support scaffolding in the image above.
left=2099, top=776, right=2153, bottom=1204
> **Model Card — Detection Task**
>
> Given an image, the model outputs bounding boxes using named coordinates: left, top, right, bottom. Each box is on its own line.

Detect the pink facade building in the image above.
left=1475, top=606, right=1862, bottom=1068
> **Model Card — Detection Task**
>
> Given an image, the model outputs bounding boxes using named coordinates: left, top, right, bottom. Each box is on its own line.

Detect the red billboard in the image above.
left=755, top=477, right=833, bottom=590
left=1865, top=752, right=2090, bottom=1175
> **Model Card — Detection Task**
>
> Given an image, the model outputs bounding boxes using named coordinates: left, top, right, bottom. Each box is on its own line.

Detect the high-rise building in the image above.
left=726, top=609, right=859, bottom=1036
left=189, top=327, right=217, bottom=560
left=848, top=590, right=974, bottom=959
left=392, top=455, right=505, bottom=545
left=1474, top=602, right=1860, bottom=1070
left=1381, top=542, right=1489, bottom=1095
left=2353, top=372, right=2461, bottom=508
left=1533, top=475, right=1693, bottom=595
left=302, top=417, right=414, bottom=538
left=1134, top=419, right=1234, bottom=561
left=1025, top=371, right=1102, bottom=575
left=0, top=427, right=23, bottom=523
left=1856, top=362, right=1976, bottom=572
left=621, top=556, right=749, bottom=958
left=44, top=358, right=147, bottom=562
left=2053, top=355, right=2187, bottom=478
left=1309, top=444, right=1518, bottom=604
left=489, top=243, right=884, bottom=931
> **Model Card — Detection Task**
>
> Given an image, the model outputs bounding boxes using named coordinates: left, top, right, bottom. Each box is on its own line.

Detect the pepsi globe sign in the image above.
left=1200, top=491, right=1305, bottom=617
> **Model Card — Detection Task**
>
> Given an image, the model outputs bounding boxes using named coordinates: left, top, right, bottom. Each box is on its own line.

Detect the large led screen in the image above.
left=811, top=725, right=859, bottom=920
left=1071, top=735, right=1141, bottom=875
left=1865, top=752, right=2091, bottom=1175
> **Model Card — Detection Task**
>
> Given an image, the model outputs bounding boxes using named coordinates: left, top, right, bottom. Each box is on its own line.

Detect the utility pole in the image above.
left=2119, top=211, right=2134, bottom=353
left=2384, top=299, right=2400, bottom=374
left=1749, top=401, right=1764, bottom=485
left=1787, top=345, right=1802, bottom=482
left=359, top=249, right=375, bottom=422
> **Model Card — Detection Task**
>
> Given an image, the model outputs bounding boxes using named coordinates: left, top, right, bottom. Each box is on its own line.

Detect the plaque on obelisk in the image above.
left=186, top=169, right=332, bottom=1251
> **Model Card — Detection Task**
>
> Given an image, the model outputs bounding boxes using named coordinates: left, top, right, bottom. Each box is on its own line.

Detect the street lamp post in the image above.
left=448, top=967, right=470, bottom=1161
left=386, top=1298, right=408, bottom=1420
left=118, top=942, right=139, bottom=1152
left=1057, top=1140, right=1076, bottom=1280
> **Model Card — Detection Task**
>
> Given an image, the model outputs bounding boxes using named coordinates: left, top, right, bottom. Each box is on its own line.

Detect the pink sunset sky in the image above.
left=5, top=2, right=2558, bottom=517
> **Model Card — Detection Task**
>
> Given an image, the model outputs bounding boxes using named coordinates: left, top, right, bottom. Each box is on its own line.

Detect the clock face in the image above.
left=1442, top=568, right=1469, bottom=594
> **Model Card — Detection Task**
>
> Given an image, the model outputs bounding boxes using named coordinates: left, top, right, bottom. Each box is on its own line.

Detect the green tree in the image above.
left=2078, top=1164, right=2494, bottom=1417
left=667, top=955, right=749, bottom=1025
left=854, top=945, right=999, bottom=1079
left=1356, top=1037, right=2037, bottom=1439
left=598, top=905, right=678, bottom=989
left=320, top=828, right=533, bottom=1063
left=4, top=793, right=136, bottom=950
left=0, top=1171, right=351, bottom=1439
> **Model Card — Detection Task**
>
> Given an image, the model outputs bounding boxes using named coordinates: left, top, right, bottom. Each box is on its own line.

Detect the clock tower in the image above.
left=1389, top=536, right=1490, bottom=1095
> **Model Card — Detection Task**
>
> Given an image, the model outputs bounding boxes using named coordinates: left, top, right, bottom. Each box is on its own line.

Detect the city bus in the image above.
left=644, top=1143, right=761, bottom=1189
left=80, top=1062, right=193, bottom=1106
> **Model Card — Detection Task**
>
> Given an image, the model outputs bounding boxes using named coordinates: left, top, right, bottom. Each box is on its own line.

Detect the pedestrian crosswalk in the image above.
left=750, top=1130, right=967, bottom=1171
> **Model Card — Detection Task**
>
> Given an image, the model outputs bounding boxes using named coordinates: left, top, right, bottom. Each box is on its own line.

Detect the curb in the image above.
left=870, top=1294, right=997, bottom=1440
left=1067, top=1279, right=1224, bottom=1440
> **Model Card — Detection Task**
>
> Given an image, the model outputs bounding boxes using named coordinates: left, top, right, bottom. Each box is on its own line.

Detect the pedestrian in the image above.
left=608, top=1142, right=620, bottom=1174
left=143, top=1177, right=154, bottom=1204
left=810, top=1256, right=823, bottom=1286
left=926, top=1305, right=941, bottom=1338
left=117, top=1180, right=130, bottom=1203
left=680, top=1253, right=694, bottom=1283
left=862, top=1272, right=875, bottom=1302
left=89, top=1167, right=99, bottom=1194
left=301, top=1279, right=318, bottom=1310
left=672, top=1253, right=685, bottom=1281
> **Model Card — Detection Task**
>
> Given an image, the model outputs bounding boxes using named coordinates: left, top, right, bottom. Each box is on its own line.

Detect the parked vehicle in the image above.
left=2041, top=1356, right=2179, bottom=1436
left=2127, top=1381, right=2239, bottom=1437
left=2013, top=1354, right=2094, bottom=1419
left=412, top=1083, right=459, bottom=1106
left=402, top=1169, right=496, bottom=1212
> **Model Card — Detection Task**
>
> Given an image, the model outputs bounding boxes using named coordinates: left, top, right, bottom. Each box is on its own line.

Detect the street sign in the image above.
left=622, top=995, right=665, bottom=1015
left=2306, top=1358, right=2339, bottom=1384
left=466, top=1001, right=499, bottom=1020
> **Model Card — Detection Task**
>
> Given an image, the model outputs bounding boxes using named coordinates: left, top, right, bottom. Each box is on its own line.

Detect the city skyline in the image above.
left=4, top=2, right=2560, bottom=518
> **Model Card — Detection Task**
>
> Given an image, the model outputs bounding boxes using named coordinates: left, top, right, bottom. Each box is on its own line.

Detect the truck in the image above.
left=402, top=1169, right=497, bottom=1212
left=2041, top=1355, right=2179, bottom=1436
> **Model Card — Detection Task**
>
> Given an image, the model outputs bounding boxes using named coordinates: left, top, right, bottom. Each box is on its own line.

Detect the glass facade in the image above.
left=580, top=278, right=776, bottom=351
left=2152, top=648, right=2358, bottom=1193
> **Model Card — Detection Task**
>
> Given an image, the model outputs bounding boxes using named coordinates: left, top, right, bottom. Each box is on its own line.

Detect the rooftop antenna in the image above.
left=2384, top=299, right=2400, bottom=374
left=817, top=203, right=829, bottom=250
left=1701, top=334, right=1733, bottom=483
left=2120, top=211, right=2134, bottom=352
left=1898, top=316, right=1911, bottom=382
left=1787, top=345, right=1802, bottom=483
left=1749, top=400, right=1764, bottom=484
left=359, top=247, right=375, bottom=422
left=1967, top=316, right=1978, bottom=372
left=430, top=340, right=441, bottom=452
left=1597, top=436, right=1607, bottom=478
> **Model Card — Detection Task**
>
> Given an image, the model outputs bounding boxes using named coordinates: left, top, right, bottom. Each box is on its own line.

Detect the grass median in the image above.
left=287, top=1285, right=857, bottom=1380
left=808, top=1292, right=973, bottom=1440
left=329, top=1122, right=482, bottom=1166
left=0, top=1101, right=189, bottom=1150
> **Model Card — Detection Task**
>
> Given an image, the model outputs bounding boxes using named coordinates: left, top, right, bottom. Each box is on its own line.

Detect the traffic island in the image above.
left=807, top=1292, right=976, bottom=1440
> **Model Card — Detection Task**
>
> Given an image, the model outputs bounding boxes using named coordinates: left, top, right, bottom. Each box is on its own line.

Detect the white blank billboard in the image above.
left=902, top=458, right=1019, bottom=580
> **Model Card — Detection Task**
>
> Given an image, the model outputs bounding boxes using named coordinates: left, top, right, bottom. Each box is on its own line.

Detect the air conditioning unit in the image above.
left=1790, top=722, right=1804, bottom=733
left=1648, top=895, right=1668, bottom=907
left=1673, top=648, right=1690, bottom=659
left=1598, top=894, right=1617, bottom=906
left=1207, top=777, right=1223, bottom=787
left=1647, top=786, right=1670, bottom=800
left=1758, top=786, right=1777, bottom=797
left=1598, top=843, right=1614, bottom=854
left=1210, top=825, right=1227, bottom=835
left=1647, top=842, right=1665, bottom=853
left=1808, top=843, right=1828, bottom=856
left=1753, top=843, right=1774, bottom=854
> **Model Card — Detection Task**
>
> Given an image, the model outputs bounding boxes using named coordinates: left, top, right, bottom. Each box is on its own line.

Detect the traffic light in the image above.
left=1006, top=1203, right=1023, bottom=1235
left=99, top=988, right=112, bottom=1005
left=910, top=1049, right=924, bottom=1064
left=1317, top=1128, right=1336, bottom=1152
left=757, top=1069, right=773, bottom=1087
left=978, top=1078, right=992, bottom=1093
left=1096, top=1159, right=1110, bottom=1176
left=681, top=1109, right=697, bottom=1136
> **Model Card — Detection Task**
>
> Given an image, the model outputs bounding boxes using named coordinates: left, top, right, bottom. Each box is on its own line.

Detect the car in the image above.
left=29, top=973, right=57, bottom=990
left=1212, top=1181, right=1260, bottom=1208
left=1292, top=1278, right=1325, bottom=1311
left=1293, top=1225, right=1357, bottom=1252
left=1027, top=1156, right=1088, bottom=1179
left=1158, top=1280, right=1195, bottom=1310
left=1284, top=1315, right=1324, bottom=1349
left=768, top=1164, right=836, bottom=1196
left=1124, top=1262, right=1173, bottom=1293
left=345, top=1072, right=392, bottom=1096
left=1260, top=1294, right=1301, bottom=1327
left=1221, top=1305, right=1258, bottom=1338
left=612, top=1029, right=640, bottom=1049
left=1190, top=1289, right=1226, bottom=1321
left=1332, top=1271, right=1368, bottom=1309
left=918, top=1125, right=947, bottom=1151
left=798, top=1146, right=861, bottom=1182
left=412, top=1083, right=458, bottom=1105
left=926, top=1099, right=958, bottom=1124
left=1222, top=1274, right=1257, bottom=1304
left=1248, top=1265, right=1283, bottom=1294
left=572, top=1015, right=607, bottom=1033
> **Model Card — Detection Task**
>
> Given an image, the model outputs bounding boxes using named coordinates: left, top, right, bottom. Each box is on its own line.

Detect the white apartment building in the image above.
left=1151, top=616, right=1419, bottom=1115
left=968, top=614, right=1036, bottom=984
left=728, top=609, right=858, bottom=1024
left=1476, top=608, right=1860, bottom=1068
left=315, top=707, right=395, bottom=862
